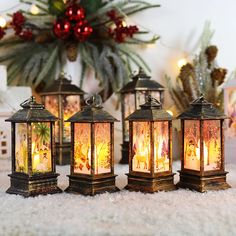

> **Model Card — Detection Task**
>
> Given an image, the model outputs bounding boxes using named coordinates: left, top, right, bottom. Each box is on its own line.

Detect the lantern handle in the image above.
left=85, top=94, right=102, bottom=107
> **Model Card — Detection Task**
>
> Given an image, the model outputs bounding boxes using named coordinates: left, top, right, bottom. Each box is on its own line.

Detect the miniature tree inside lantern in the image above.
left=40, top=73, right=85, bottom=165
left=6, top=97, right=62, bottom=197
left=119, top=68, right=164, bottom=164
left=177, top=95, right=230, bottom=192
left=65, top=95, right=119, bottom=195
left=125, top=96, right=176, bottom=193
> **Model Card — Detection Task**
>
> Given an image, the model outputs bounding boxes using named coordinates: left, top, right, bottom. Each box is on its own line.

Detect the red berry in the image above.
left=65, top=4, right=85, bottom=21
left=53, top=19, right=71, bottom=40
left=74, top=22, right=93, bottom=42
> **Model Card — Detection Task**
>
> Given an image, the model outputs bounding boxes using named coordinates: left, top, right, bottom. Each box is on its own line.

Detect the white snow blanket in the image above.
left=0, top=159, right=235, bottom=236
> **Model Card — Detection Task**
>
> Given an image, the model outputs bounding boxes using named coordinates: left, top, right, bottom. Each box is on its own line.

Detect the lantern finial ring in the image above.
left=85, top=94, right=102, bottom=107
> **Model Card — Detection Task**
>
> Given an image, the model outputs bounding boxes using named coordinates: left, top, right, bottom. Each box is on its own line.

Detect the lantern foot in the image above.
left=177, top=171, right=231, bottom=192
left=56, top=143, right=71, bottom=165
left=125, top=173, right=176, bottom=193
left=119, top=142, right=129, bottom=164
left=6, top=173, right=62, bottom=197
left=65, top=174, right=119, bottom=196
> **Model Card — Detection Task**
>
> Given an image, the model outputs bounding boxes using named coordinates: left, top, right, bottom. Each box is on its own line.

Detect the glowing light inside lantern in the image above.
left=30, top=4, right=40, bottom=15
left=31, top=122, right=52, bottom=173
left=74, top=123, right=111, bottom=175
left=15, top=123, right=28, bottom=173
left=177, top=58, right=187, bottom=68
left=154, top=122, right=170, bottom=172
left=132, top=122, right=150, bottom=173
left=0, top=16, right=6, bottom=28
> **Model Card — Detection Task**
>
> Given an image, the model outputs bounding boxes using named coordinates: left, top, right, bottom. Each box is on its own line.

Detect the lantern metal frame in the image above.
left=125, top=96, right=176, bottom=193
left=119, top=68, right=165, bottom=164
left=5, top=97, right=62, bottom=197
left=65, top=96, right=119, bottom=196
left=40, top=73, right=85, bottom=165
left=176, top=95, right=231, bottom=192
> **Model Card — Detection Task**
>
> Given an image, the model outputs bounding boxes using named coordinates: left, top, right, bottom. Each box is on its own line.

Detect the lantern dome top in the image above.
left=126, top=96, right=172, bottom=121
left=40, top=72, right=85, bottom=95
left=119, top=68, right=164, bottom=93
left=5, top=97, right=57, bottom=122
left=67, top=95, right=118, bottom=123
left=177, top=94, right=227, bottom=120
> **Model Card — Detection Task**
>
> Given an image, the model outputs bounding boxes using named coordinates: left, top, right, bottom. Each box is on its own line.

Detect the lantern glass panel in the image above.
left=226, top=89, right=236, bottom=137
left=74, top=123, right=91, bottom=174
left=154, top=121, right=169, bottom=173
left=15, top=123, right=28, bottom=173
left=124, top=93, right=135, bottom=141
left=132, top=121, right=151, bottom=173
left=44, top=95, right=59, bottom=142
left=63, top=95, right=81, bottom=142
left=203, top=120, right=221, bottom=171
left=136, top=91, right=161, bottom=108
left=94, top=123, right=111, bottom=174
left=184, top=120, right=200, bottom=171
left=31, top=122, right=52, bottom=173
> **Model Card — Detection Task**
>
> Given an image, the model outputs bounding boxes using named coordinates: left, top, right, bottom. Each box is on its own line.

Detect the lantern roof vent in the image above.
left=177, top=94, right=227, bottom=120
left=126, top=96, right=172, bottom=121
left=5, top=97, right=57, bottom=122
left=40, top=72, right=85, bottom=95
left=67, top=95, right=118, bottom=123
left=120, top=68, right=164, bottom=93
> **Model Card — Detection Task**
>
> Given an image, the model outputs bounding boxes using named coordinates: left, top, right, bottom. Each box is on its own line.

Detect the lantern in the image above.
left=119, top=68, right=164, bottom=164
left=5, top=97, right=62, bottom=197
left=177, top=95, right=230, bottom=192
left=65, top=95, right=119, bottom=195
left=125, top=96, right=176, bottom=193
left=40, top=73, right=85, bottom=165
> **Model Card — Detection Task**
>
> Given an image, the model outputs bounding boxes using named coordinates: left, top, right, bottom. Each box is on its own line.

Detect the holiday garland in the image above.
left=0, top=0, right=160, bottom=99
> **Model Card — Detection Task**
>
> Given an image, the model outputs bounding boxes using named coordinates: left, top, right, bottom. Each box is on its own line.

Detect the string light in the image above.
left=30, top=4, right=40, bottom=15
left=0, top=16, right=6, bottom=28
left=166, top=110, right=174, bottom=116
left=177, top=58, right=187, bottom=69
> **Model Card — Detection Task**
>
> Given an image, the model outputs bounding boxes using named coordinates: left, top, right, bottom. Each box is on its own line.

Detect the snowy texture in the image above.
left=0, top=159, right=236, bottom=236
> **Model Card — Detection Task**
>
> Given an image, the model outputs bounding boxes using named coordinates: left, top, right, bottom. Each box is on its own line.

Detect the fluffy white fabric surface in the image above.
left=0, top=159, right=235, bottom=236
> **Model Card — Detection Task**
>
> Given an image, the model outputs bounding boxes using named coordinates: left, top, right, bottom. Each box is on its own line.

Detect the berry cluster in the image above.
left=107, top=10, right=139, bottom=43
left=11, top=12, right=33, bottom=41
left=53, top=3, right=93, bottom=42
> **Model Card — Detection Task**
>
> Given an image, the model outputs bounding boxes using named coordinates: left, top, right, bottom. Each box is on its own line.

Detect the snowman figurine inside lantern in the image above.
left=65, top=95, right=119, bottom=195
left=177, top=95, right=230, bottom=192
left=40, top=73, right=85, bottom=165
left=5, top=97, right=62, bottom=197
left=125, top=96, right=176, bottom=193
left=119, top=68, right=165, bottom=164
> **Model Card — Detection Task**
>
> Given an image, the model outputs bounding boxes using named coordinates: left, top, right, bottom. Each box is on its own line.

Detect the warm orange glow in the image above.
left=154, top=122, right=169, bottom=172
left=74, top=123, right=111, bottom=175
left=31, top=122, right=52, bottom=173
left=177, top=58, right=187, bottom=69
left=94, top=123, right=111, bottom=174
left=203, top=120, right=221, bottom=171
left=15, top=123, right=28, bottom=173
left=184, top=120, right=200, bottom=170
left=132, top=122, right=150, bottom=173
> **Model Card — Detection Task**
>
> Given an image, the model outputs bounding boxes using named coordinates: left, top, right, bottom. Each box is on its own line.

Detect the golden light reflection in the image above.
left=132, top=122, right=150, bottom=173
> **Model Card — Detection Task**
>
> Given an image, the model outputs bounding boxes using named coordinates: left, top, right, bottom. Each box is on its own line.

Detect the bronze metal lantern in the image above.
left=40, top=73, right=85, bottom=165
left=119, top=68, right=164, bottom=164
left=65, top=95, right=119, bottom=196
left=5, top=97, right=62, bottom=197
left=176, top=95, right=231, bottom=192
left=125, top=96, right=176, bottom=193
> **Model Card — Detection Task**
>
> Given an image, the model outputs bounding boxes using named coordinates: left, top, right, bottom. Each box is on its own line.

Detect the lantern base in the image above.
left=177, top=171, right=231, bottom=192
left=6, top=172, right=62, bottom=197
left=125, top=173, right=176, bottom=193
left=119, top=141, right=129, bottom=164
left=56, top=143, right=71, bottom=165
left=65, top=174, right=119, bottom=196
